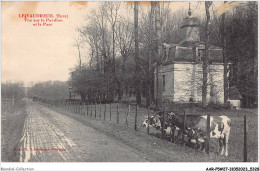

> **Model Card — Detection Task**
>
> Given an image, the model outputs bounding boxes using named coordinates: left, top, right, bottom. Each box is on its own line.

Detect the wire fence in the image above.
left=37, top=98, right=252, bottom=162
left=1, top=97, right=17, bottom=113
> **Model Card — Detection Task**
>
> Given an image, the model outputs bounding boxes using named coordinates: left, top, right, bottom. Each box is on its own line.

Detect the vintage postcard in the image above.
left=1, top=1, right=258, bottom=171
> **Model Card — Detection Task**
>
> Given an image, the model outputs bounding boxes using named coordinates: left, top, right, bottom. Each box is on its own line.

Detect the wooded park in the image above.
left=23, top=1, right=257, bottom=109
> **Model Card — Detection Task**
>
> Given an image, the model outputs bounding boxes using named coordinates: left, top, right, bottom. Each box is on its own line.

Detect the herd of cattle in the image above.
left=142, top=112, right=231, bottom=156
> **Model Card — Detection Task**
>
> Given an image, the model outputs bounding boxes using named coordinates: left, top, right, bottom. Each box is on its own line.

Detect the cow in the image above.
left=142, top=112, right=185, bottom=143
left=185, top=127, right=207, bottom=150
left=191, top=115, right=231, bottom=156
left=142, top=115, right=162, bottom=130
left=166, top=113, right=231, bottom=156
left=162, top=112, right=182, bottom=142
left=142, top=113, right=178, bottom=142
left=163, top=120, right=182, bottom=142
left=167, top=112, right=191, bottom=143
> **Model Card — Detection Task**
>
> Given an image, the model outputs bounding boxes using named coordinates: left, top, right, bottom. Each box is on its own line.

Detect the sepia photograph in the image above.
left=1, top=1, right=259, bottom=171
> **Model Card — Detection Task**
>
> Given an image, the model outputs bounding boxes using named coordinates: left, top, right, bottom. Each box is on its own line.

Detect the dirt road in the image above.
left=18, top=99, right=147, bottom=162
left=6, top=99, right=242, bottom=162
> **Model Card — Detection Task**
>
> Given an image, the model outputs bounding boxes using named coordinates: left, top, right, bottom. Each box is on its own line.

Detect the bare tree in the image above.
left=103, top=2, right=121, bottom=74
left=87, top=7, right=113, bottom=100
left=202, top=1, right=212, bottom=108
left=73, top=36, right=82, bottom=70
left=221, top=1, right=228, bottom=106
left=79, top=23, right=103, bottom=71
left=101, top=2, right=121, bottom=100
left=115, top=19, right=134, bottom=100
left=134, top=1, right=141, bottom=105
left=146, top=1, right=155, bottom=107
left=154, top=1, right=163, bottom=109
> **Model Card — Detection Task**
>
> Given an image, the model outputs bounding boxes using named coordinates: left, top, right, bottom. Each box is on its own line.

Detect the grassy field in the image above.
left=43, top=101, right=258, bottom=162
left=1, top=98, right=28, bottom=162
left=2, top=98, right=14, bottom=113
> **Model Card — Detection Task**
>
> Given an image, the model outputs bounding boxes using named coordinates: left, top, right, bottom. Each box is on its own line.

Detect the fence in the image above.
left=227, top=114, right=250, bottom=162
left=38, top=99, right=144, bottom=131
left=37, top=98, right=250, bottom=162
left=1, top=97, right=18, bottom=113
left=174, top=112, right=248, bottom=162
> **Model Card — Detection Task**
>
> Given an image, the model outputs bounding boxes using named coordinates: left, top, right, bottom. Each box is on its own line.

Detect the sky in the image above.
left=1, top=1, right=226, bottom=86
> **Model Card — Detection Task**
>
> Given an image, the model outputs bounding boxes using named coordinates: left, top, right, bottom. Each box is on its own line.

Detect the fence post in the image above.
left=76, top=102, right=78, bottom=113
left=82, top=102, right=85, bottom=115
left=100, top=101, right=102, bottom=119
left=206, top=113, right=210, bottom=155
left=126, top=105, right=130, bottom=126
left=161, top=107, right=165, bottom=140
left=79, top=102, right=81, bottom=114
left=79, top=102, right=80, bottom=114
left=91, top=103, right=93, bottom=117
left=80, top=102, right=82, bottom=115
left=87, top=102, right=89, bottom=116
left=135, top=104, right=137, bottom=131
left=110, top=103, right=112, bottom=121
left=95, top=102, right=97, bottom=118
left=74, top=102, right=76, bottom=113
left=182, top=111, right=186, bottom=145
left=81, top=102, right=83, bottom=114
left=147, top=106, right=150, bottom=134
left=104, top=103, right=106, bottom=120
left=117, top=103, right=119, bottom=124
left=244, top=115, right=247, bottom=162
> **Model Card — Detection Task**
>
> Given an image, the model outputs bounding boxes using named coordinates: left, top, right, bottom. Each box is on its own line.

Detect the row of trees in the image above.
left=70, top=2, right=257, bottom=108
left=27, top=81, right=69, bottom=100
left=224, top=2, right=257, bottom=107
left=1, top=81, right=25, bottom=99
left=70, top=2, right=187, bottom=106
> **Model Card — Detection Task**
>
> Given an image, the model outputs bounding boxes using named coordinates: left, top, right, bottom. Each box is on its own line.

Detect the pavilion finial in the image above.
left=188, top=2, right=192, bottom=16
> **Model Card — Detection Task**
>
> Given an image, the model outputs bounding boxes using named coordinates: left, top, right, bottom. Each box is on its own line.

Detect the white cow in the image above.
left=191, top=115, right=231, bottom=156
left=142, top=115, right=162, bottom=130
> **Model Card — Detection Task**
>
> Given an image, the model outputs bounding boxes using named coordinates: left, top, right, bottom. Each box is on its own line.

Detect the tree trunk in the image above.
left=112, top=25, right=116, bottom=101
left=146, top=1, right=155, bottom=107
left=120, top=54, right=127, bottom=100
left=154, top=1, right=163, bottom=109
left=77, top=45, right=82, bottom=69
left=134, top=2, right=141, bottom=105
left=80, top=92, right=86, bottom=102
left=222, top=1, right=228, bottom=106
left=202, top=2, right=212, bottom=108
